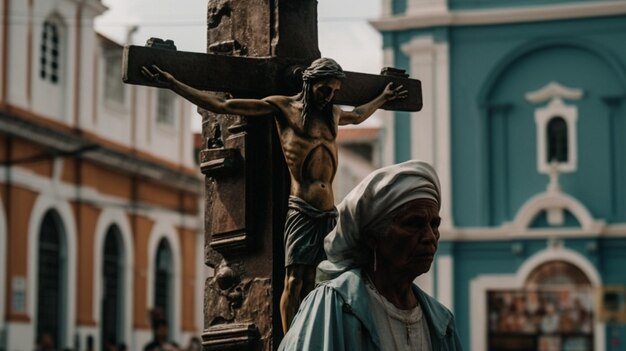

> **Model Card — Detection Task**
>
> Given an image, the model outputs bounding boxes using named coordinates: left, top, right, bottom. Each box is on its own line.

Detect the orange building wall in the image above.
left=178, top=227, right=197, bottom=332
left=0, top=135, right=53, bottom=178
left=79, top=161, right=133, bottom=201
left=5, top=186, right=38, bottom=321
left=73, top=202, right=100, bottom=326
left=132, top=214, right=153, bottom=330
left=137, top=180, right=183, bottom=213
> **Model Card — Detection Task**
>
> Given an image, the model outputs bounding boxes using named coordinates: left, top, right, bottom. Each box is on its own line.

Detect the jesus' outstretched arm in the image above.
left=142, top=65, right=278, bottom=117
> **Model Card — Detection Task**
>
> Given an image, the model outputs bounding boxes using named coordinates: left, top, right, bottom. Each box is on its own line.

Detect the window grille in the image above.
left=36, top=211, right=63, bottom=350
left=40, top=21, right=60, bottom=84
left=154, top=239, right=172, bottom=326
left=101, top=226, right=122, bottom=350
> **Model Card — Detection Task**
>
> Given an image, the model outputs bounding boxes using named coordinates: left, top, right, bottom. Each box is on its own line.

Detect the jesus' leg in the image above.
left=280, top=264, right=316, bottom=333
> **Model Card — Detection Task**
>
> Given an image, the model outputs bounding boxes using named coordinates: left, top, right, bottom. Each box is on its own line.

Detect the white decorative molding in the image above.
left=27, top=195, right=78, bottom=350
left=133, top=329, right=153, bottom=351
left=506, top=190, right=605, bottom=237
left=381, top=0, right=392, bottom=17
left=381, top=47, right=396, bottom=167
left=407, top=0, right=449, bottom=16
left=527, top=82, right=583, bottom=175
left=5, top=322, right=33, bottom=351
left=75, top=326, right=98, bottom=351
left=442, top=223, right=626, bottom=241
left=195, top=229, right=205, bottom=336
left=533, top=97, right=579, bottom=174
left=401, top=35, right=454, bottom=231
left=0, top=197, right=6, bottom=334
left=415, top=270, right=434, bottom=296
left=0, top=166, right=200, bottom=230
left=470, top=246, right=604, bottom=351
left=525, top=81, right=584, bottom=103
left=371, top=1, right=626, bottom=31
left=92, top=208, right=135, bottom=348
left=436, top=255, right=454, bottom=312
left=146, top=220, right=183, bottom=343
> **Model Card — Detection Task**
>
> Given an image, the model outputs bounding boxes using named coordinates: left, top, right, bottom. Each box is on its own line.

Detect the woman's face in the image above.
left=377, top=198, right=440, bottom=279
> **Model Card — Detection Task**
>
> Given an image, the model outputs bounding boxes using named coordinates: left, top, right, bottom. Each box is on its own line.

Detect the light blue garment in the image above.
left=279, top=269, right=463, bottom=350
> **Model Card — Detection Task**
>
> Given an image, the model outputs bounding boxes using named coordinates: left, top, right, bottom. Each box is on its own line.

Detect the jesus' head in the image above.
left=300, top=58, right=346, bottom=127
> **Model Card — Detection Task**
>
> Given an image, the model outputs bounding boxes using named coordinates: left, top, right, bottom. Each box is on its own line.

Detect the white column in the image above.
left=5, top=322, right=33, bottom=351
left=407, top=0, right=449, bottom=15
left=414, top=272, right=434, bottom=296
left=381, top=48, right=396, bottom=166
left=0, top=197, right=6, bottom=342
left=436, top=255, right=454, bottom=311
left=381, top=0, right=393, bottom=17
left=402, top=36, right=454, bottom=230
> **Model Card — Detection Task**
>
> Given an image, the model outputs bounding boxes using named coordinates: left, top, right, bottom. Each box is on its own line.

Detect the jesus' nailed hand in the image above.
left=142, top=57, right=408, bottom=332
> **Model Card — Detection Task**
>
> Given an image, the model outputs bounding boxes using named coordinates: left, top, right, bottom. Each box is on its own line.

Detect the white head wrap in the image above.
left=316, top=160, right=441, bottom=282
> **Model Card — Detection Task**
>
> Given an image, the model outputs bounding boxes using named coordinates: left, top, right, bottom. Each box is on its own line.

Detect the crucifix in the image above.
left=122, top=1, right=422, bottom=349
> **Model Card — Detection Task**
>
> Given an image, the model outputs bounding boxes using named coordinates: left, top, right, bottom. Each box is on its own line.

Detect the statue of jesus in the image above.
left=142, top=58, right=407, bottom=332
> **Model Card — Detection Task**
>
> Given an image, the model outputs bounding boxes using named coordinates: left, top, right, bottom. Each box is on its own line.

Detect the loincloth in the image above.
left=284, top=196, right=338, bottom=268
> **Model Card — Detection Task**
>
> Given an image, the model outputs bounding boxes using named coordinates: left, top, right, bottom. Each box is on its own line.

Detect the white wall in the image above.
left=5, top=0, right=197, bottom=169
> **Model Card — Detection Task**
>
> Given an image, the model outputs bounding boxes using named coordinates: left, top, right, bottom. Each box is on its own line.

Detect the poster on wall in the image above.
left=487, top=288, right=594, bottom=351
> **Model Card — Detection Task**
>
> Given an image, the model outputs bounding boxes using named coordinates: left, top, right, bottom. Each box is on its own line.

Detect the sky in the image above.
left=94, top=0, right=384, bottom=131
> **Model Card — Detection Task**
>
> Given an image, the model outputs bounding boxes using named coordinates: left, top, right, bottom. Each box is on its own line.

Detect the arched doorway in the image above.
left=101, top=225, right=124, bottom=350
left=487, top=260, right=594, bottom=351
left=154, top=238, right=173, bottom=334
left=36, top=210, right=68, bottom=350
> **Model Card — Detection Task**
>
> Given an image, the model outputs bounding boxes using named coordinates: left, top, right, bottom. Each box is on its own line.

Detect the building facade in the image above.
left=0, top=1, right=205, bottom=350
left=372, top=0, right=626, bottom=350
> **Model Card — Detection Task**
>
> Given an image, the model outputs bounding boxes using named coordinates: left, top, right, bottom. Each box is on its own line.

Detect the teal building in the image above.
left=371, top=1, right=626, bottom=350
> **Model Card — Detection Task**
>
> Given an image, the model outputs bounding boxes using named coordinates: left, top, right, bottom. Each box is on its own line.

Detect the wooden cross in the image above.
left=122, top=42, right=422, bottom=111
left=122, top=1, right=422, bottom=349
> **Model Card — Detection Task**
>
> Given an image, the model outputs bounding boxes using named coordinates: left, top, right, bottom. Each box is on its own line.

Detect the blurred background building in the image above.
left=333, top=125, right=382, bottom=202
left=372, top=0, right=626, bottom=350
left=0, top=1, right=204, bottom=350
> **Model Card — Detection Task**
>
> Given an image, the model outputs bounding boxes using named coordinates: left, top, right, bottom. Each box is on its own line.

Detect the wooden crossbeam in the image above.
left=122, top=45, right=422, bottom=111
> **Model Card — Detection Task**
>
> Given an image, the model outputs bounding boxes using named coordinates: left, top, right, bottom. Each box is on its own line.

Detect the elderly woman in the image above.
left=278, top=160, right=462, bottom=350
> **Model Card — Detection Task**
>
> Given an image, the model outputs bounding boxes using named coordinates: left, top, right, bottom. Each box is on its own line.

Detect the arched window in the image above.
left=154, top=239, right=173, bottom=329
left=547, top=117, right=568, bottom=163
left=101, top=226, right=124, bottom=350
left=526, top=82, right=580, bottom=174
left=40, top=19, right=62, bottom=84
left=36, top=210, right=67, bottom=349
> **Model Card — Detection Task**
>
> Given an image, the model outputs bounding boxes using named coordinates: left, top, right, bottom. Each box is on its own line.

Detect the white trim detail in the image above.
left=436, top=255, right=454, bottom=312
left=441, top=223, right=626, bottom=241
left=194, top=229, right=205, bottom=334
left=407, top=0, right=448, bottom=16
left=401, top=36, right=454, bottom=231
left=506, top=190, right=606, bottom=238
left=0, top=197, right=6, bottom=335
left=370, top=1, right=626, bottom=31
left=525, top=81, right=584, bottom=103
left=5, top=322, right=34, bottom=351
left=381, top=47, right=396, bottom=167
left=93, top=208, right=135, bottom=348
left=27, top=195, right=78, bottom=350
left=146, top=220, right=182, bottom=343
left=534, top=97, right=579, bottom=174
left=0, top=166, right=200, bottom=230
left=381, top=0, right=392, bottom=17
left=470, top=246, right=605, bottom=351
